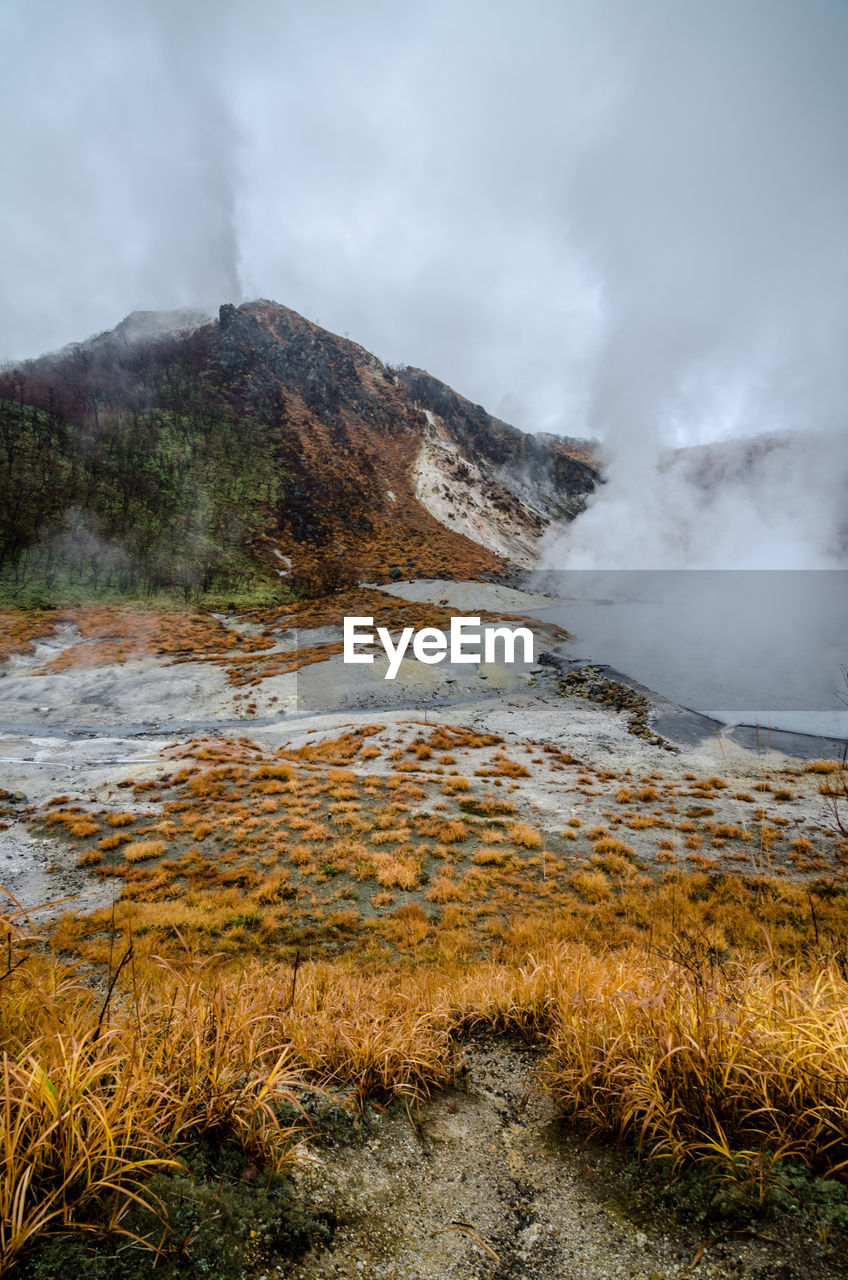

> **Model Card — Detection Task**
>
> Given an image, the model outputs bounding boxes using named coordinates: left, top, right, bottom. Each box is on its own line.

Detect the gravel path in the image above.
left=285, top=1037, right=837, bottom=1280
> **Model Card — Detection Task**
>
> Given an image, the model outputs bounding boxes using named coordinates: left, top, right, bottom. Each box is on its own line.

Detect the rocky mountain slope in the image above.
left=0, top=301, right=600, bottom=601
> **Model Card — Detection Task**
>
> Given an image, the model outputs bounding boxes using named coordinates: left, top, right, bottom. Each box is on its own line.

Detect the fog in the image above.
left=543, top=431, right=848, bottom=569
left=2, top=0, right=846, bottom=568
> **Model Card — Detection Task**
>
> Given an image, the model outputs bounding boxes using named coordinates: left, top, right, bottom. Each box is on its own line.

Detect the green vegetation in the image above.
left=16, top=1148, right=333, bottom=1280
left=0, top=338, right=287, bottom=604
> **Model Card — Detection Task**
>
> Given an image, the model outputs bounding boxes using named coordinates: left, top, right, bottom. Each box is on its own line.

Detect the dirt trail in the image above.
left=287, top=1038, right=828, bottom=1280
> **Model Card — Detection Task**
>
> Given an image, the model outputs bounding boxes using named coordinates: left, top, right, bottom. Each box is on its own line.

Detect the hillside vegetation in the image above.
left=0, top=354, right=286, bottom=603
left=0, top=302, right=599, bottom=605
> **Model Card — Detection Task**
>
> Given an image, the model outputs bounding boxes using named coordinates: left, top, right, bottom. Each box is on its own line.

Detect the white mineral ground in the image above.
left=0, top=579, right=839, bottom=914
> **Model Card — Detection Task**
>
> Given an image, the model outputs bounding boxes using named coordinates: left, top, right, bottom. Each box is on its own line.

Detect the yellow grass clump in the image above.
left=471, top=848, right=517, bottom=868
left=123, top=840, right=167, bottom=863
left=369, top=852, right=422, bottom=889
left=66, top=819, right=100, bottom=839
left=105, top=812, right=137, bottom=828
left=97, top=834, right=127, bottom=851
left=0, top=952, right=307, bottom=1273
left=510, top=822, right=543, bottom=850
left=592, top=836, right=636, bottom=859
left=569, top=869, right=612, bottom=902
left=541, top=947, right=848, bottom=1181
left=441, top=776, right=472, bottom=795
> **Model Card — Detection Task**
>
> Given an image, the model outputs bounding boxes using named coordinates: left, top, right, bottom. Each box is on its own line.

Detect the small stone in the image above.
left=518, top=1223, right=542, bottom=1251
left=635, top=1230, right=648, bottom=1250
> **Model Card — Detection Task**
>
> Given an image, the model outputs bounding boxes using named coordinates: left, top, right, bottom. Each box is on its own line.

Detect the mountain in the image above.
left=0, top=300, right=600, bottom=602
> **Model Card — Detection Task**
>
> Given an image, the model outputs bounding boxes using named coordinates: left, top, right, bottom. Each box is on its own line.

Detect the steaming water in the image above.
left=530, top=571, right=848, bottom=741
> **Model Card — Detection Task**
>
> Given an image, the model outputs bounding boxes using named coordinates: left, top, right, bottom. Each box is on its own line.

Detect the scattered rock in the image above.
left=557, top=666, right=674, bottom=749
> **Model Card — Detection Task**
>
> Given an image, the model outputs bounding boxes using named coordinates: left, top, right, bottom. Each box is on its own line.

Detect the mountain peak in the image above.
left=1, top=300, right=599, bottom=600
left=80, top=307, right=213, bottom=354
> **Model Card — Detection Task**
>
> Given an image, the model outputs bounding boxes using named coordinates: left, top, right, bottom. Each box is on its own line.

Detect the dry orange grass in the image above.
left=596, top=852, right=636, bottom=878
left=76, top=849, right=102, bottom=867
left=423, top=725, right=502, bottom=753
left=483, top=754, right=531, bottom=779
left=44, top=810, right=99, bottom=837
left=123, top=840, right=167, bottom=863
left=568, top=869, right=611, bottom=902
left=417, top=817, right=467, bottom=845
left=67, top=819, right=100, bottom=838
left=15, top=703, right=848, bottom=1264
left=425, top=876, right=464, bottom=903
left=6, top=869, right=848, bottom=1274
left=510, top=822, right=543, bottom=850
left=0, top=610, right=58, bottom=662
left=592, top=836, right=636, bottom=859
left=0, top=950, right=306, bottom=1272
left=471, top=848, right=517, bottom=868
left=541, top=947, right=848, bottom=1180
left=624, top=814, right=663, bottom=830
left=369, top=852, right=422, bottom=890
left=441, top=776, right=472, bottom=795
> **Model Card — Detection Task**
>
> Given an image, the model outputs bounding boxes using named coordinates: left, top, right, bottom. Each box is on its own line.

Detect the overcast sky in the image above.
left=2, top=0, right=847, bottom=448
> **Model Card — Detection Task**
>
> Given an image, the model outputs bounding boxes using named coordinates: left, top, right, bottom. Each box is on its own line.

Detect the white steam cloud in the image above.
left=540, top=1, right=848, bottom=569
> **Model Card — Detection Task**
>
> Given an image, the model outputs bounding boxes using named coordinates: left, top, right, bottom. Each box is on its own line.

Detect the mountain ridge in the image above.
left=0, top=299, right=600, bottom=601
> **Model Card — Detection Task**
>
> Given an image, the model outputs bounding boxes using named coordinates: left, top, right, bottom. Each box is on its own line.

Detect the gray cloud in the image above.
left=0, top=0, right=242, bottom=358
left=2, top=0, right=846, bottom=563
